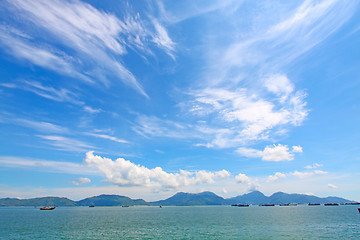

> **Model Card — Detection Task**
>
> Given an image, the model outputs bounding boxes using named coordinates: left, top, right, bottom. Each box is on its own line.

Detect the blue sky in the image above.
left=0, top=0, right=360, bottom=201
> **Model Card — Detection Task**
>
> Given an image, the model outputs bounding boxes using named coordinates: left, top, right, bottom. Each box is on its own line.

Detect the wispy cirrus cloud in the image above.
left=305, top=163, right=323, bottom=169
left=1, top=0, right=176, bottom=97
left=37, top=135, right=95, bottom=152
left=0, top=156, right=96, bottom=175
left=132, top=115, right=194, bottom=139
left=188, top=82, right=308, bottom=146
left=15, top=119, right=68, bottom=134
left=0, top=114, right=68, bottom=134
left=85, top=133, right=129, bottom=144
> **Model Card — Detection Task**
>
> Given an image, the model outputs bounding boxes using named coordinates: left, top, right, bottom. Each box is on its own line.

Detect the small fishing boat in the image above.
left=40, top=206, right=56, bottom=210
left=324, top=203, right=339, bottom=206
left=231, top=204, right=249, bottom=207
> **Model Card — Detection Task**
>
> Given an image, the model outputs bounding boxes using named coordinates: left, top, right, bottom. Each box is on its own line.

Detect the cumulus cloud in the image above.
left=235, top=173, right=259, bottom=191
left=72, top=177, right=91, bottom=186
left=84, top=151, right=230, bottom=189
left=292, top=145, right=303, bottom=153
left=267, top=172, right=287, bottom=182
left=237, top=144, right=302, bottom=162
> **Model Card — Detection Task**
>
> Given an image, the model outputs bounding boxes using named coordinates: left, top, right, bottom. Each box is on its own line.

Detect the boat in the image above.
left=308, top=203, right=320, bottom=206
left=40, top=206, right=56, bottom=210
left=231, top=204, right=249, bottom=207
left=260, top=204, right=275, bottom=206
left=345, top=202, right=360, bottom=205
left=122, top=205, right=129, bottom=208
left=324, top=203, right=339, bottom=206
left=159, top=206, right=162, bottom=208
left=89, top=205, right=95, bottom=207
left=289, top=204, right=297, bottom=206
left=279, top=204, right=290, bottom=206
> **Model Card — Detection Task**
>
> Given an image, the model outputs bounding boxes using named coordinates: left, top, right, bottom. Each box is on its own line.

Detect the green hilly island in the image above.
left=0, top=191, right=354, bottom=207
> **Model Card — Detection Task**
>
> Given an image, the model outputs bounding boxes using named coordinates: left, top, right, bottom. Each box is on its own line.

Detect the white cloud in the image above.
left=264, top=74, right=294, bottom=102
left=72, top=177, right=91, bottom=186
left=292, top=170, right=328, bottom=179
left=37, top=135, right=95, bottom=152
left=0, top=156, right=96, bottom=175
left=292, top=145, right=303, bottom=153
left=237, top=144, right=302, bottom=162
left=328, top=183, right=337, bottom=189
left=84, top=151, right=230, bottom=189
left=262, top=144, right=294, bottom=162
left=2, top=0, right=176, bottom=97
left=305, top=163, right=323, bottom=169
left=235, top=173, right=259, bottom=191
left=15, top=119, right=68, bottom=133
left=83, top=106, right=102, bottom=114
left=132, top=115, right=194, bottom=139
left=3, top=80, right=83, bottom=105
left=0, top=25, right=89, bottom=82
left=188, top=87, right=308, bottom=146
left=267, top=172, right=287, bottom=182
left=152, top=19, right=175, bottom=59
left=236, top=147, right=263, bottom=158
left=86, top=133, right=129, bottom=144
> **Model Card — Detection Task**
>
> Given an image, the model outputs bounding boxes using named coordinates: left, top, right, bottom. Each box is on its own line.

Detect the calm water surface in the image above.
left=1, top=205, right=359, bottom=239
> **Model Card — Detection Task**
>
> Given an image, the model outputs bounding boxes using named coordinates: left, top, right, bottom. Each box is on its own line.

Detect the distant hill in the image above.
left=226, top=191, right=268, bottom=205
left=76, top=194, right=150, bottom=206
left=228, top=191, right=353, bottom=205
left=0, top=191, right=354, bottom=207
left=0, top=197, right=76, bottom=206
left=152, top=191, right=226, bottom=206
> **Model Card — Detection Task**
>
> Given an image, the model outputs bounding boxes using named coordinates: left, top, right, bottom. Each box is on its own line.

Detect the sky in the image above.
left=0, top=0, right=360, bottom=202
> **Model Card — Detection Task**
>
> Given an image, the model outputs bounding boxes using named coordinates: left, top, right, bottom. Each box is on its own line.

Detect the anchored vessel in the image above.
left=40, top=206, right=56, bottom=210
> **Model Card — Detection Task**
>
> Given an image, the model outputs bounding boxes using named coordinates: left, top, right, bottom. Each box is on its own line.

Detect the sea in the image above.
left=1, top=205, right=359, bottom=239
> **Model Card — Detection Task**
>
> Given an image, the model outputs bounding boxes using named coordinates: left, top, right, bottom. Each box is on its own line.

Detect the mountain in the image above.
left=0, top=191, right=354, bottom=207
left=152, top=191, right=226, bottom=206
left=226, top=191, right=268, bottom=205
left=76, top=194, right=150, bottom=206
left=0, top=197, right=76, bottom=206
left=227, top=191, right=354, bottom=205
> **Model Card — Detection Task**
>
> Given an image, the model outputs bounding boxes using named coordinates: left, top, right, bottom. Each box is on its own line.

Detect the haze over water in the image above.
left=1, top=205, right=360, bottom=239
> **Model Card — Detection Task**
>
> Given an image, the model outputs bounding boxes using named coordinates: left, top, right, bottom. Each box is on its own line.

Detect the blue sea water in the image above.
left=0, top=205, right=359, bottom=239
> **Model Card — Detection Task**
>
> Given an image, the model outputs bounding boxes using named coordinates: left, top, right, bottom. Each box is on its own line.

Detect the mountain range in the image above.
left=0, top=191, right=354, bottom=207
